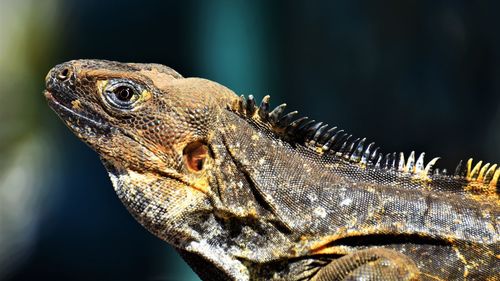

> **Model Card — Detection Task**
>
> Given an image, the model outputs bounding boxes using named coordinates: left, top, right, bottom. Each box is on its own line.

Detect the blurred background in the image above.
left=1, top=0, right=499, bottom=280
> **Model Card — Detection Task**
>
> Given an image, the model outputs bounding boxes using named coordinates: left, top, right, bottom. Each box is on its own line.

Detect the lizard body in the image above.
left=44, top=60, right=499, bottom=280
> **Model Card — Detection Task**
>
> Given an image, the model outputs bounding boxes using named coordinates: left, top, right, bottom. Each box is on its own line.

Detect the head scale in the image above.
left=45, top=59, right=237, bottom=243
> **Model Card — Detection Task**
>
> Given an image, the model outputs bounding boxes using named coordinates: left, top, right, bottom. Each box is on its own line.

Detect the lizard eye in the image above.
left=104, top=81, right=141, bottom=109
left=114, top=86, right=135, bottom=102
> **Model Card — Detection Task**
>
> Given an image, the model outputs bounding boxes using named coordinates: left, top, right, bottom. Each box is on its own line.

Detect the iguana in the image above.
left=44, top=59, right=499, bottom=281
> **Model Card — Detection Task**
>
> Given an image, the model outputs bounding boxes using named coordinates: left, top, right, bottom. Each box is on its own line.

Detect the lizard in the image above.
left=44, top=59, right=499, bottom=281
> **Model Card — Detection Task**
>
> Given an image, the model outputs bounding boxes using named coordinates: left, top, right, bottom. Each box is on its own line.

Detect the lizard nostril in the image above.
left=57, top=67, right=72, bottom=81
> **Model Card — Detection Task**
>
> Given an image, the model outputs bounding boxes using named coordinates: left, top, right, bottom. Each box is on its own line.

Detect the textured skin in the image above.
left=44, top=60, right=499, bottom=280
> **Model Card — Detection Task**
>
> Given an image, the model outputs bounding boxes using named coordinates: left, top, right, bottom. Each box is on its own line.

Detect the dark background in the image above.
left=1, top=1, right=499, bottom=280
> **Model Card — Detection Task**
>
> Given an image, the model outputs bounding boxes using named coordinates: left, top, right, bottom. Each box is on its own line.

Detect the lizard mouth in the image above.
left=44, top=90, right=112, bottom=134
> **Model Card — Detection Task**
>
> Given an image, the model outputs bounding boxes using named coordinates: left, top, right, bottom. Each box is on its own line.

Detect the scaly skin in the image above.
left=45, top=60, right=499, bottom=280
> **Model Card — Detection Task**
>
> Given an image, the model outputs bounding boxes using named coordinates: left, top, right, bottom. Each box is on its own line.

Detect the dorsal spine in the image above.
left=229, top=95, right=500, bottom=189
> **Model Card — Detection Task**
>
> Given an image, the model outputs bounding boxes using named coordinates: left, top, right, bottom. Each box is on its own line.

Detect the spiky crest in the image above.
left=228, top=95, right=500, bottom=190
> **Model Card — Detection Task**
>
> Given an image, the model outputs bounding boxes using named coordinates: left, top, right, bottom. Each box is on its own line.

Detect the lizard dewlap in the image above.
left=45, top=59, right=499, bottom=281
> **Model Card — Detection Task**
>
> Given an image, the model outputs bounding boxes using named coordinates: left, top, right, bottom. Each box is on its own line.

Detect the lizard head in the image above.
left=44, top=59, right=238, bottom=243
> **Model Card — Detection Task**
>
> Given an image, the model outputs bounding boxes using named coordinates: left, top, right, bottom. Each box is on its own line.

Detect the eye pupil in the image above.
left=115, top=86, right=134, bottom=102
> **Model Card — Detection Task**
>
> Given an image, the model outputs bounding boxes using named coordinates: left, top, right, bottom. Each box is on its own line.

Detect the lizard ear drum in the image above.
left=183, top=141, right=208, bottom=172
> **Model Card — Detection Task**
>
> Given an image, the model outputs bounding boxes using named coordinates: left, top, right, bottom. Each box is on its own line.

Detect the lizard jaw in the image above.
left=44, top=90, right=112, bottom=135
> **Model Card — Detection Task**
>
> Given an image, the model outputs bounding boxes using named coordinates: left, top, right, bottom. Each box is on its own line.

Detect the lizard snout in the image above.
left=44, top=62, right=80, bottom=106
